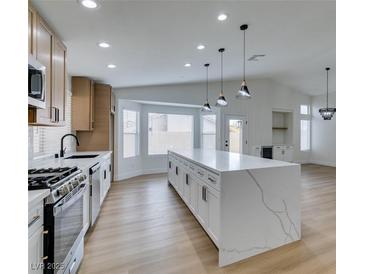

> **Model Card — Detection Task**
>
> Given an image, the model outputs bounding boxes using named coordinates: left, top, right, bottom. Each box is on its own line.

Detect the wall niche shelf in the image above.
left=272, top=110, right=293, bottom=145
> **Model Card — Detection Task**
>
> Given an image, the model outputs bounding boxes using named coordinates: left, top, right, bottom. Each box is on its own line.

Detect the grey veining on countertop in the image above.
left=29, top=189, right=50, bottom=208
left=169, top=149, right=297, bottom=172
left=29, top=151, right=112, bottom=172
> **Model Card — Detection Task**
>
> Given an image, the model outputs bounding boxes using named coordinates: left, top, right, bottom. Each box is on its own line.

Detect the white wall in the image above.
left=116, top=100, right=202, bottom=180
left=310, top=93, right=336, bottom=166
left=114, top=78, right=312, bottom=174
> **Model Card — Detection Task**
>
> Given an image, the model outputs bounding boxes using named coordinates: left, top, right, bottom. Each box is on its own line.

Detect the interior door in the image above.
left=224, top=115, right=248, bottom=154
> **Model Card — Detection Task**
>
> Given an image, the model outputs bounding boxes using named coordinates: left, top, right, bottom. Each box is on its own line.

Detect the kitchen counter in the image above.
left=169, top=149, right=297, bottom=172
left=29, top=151, right=112, bottom=172
left=168, top=149, right=301, bottom=267
left=28, top=189, right=50, bottom=208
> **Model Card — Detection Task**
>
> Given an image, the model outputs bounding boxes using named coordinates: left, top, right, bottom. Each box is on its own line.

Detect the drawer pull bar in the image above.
left=208, top=177, right=216, bottom=183
left=42, top=256, right=48, bottom=260
left=28, top=215, right=40, bottom=228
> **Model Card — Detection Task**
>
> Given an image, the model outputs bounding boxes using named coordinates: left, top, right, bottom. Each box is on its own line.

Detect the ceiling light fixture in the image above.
left=98, top=42, right=110, bottom=48
left=184, top=63, right=192, bottom=67
left=236, top=24, right=252, bottom=99
left=201, top=63, right=212, bottom=112
left=107, top=64, right=116, bottom=69
left=218, top=13, right=228, bottom=21
left=79, top=0, right=99, bottom=9
left=197, top=44, right=205, bottom=50
left=319, top=67, right=336, bottom=120
left=216, top=48, right=227, bottom=107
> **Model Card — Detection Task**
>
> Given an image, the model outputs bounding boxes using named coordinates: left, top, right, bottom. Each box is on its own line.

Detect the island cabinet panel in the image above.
left=167, top=149, right=301, bottom=267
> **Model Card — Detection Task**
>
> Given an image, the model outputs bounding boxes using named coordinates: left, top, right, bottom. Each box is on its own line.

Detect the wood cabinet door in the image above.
left=52, top=37, right=66, bottom=123
left=35, top=17, right=53, bottom=123
left=28, top=225, right=43, bottom=274
left=28, top=7, right=36, bottom=55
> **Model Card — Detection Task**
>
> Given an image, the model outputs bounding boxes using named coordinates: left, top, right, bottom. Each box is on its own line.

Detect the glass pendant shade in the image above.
left=319, top=107, right=336, bottom=120
left=216, top=92, right=227, bottom=106
left=201, top=101, right=212, bottom=112
left=319, top=67, right=336, bottom=120
left=236, top=80, right=251, bottom=98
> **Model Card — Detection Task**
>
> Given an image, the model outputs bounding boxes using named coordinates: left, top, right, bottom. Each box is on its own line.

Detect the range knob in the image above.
left=68, top=182, right=74, bottom=191
left=58, top=186, right=69, bottom=196
left=72, top=179, right=79, bottom=187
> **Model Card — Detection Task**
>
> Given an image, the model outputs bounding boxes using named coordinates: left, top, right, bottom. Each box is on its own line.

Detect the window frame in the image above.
left=200, top=114, right=217, bottom=150
left=147, top=112, right=194, bottom=155
left=122, top=109, right=140, bottom=158
left=300, top=104, right=311, bottom=152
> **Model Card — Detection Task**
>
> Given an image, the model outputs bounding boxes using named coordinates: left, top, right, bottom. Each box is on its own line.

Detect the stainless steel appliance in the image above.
left=261, top=146, right=273, bottom=159
left=28, top=55, right=46, bottom=109
left=28, top=167, right=87, bottom=273
left=89, top=163, right=101, bottom=227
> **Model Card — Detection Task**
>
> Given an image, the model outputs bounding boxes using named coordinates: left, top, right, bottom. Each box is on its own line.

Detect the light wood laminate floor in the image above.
left=79, top=164, right=335, bottom=274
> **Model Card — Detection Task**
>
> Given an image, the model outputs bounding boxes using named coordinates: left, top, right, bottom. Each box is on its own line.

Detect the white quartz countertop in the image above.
left=29, top=151, right=112, bottom=172
left=29, top=189, right=50, bottom=208
left=169, top=149, right=298, bottom=172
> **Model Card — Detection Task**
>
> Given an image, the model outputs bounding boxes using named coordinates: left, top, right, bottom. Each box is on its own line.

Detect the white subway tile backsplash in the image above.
left=28, top=90, right=75, bottom=161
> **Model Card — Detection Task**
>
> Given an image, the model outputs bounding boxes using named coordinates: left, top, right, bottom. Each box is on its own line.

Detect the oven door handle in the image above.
left=54, top=184, right=86, bottom=216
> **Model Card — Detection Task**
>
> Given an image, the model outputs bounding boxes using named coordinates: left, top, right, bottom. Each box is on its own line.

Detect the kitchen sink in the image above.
left=65, top=154, right=98, bottom=159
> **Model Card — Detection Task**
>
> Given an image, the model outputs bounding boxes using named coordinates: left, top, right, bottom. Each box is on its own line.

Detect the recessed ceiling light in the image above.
left=184, top=63, right=192, bottom=67
left=79, top=0, right=98, bottom=9
left=217, top=13, right=228, bottom=21
left=98, top=42, right=110, bottom=48
left=197, top=44, right=205, bottom=50
left=107, top=64, right=116, bottom=69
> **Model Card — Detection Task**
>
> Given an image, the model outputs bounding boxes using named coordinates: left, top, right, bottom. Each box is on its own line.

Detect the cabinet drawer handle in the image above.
left=208, top=177, right=216, bottom=183
left=42, top=256, right=48, bottom=260
left=42, top=230, right=49, bottom=234
left=28, top=215, right=40, bottom=227
left=197, top=171, right=204, bottom=176
left=202, top=186, right=207, bottom=201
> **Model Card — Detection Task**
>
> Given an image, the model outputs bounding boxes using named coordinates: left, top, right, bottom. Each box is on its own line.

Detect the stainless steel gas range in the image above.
left=28, top=167, right=87, bottom=274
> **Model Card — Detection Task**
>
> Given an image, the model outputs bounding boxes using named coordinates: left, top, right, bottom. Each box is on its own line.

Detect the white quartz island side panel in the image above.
left=167, top=149, right=301, bottom=267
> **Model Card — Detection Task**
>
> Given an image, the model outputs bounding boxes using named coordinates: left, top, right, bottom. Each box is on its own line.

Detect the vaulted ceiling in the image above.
left=32, top=0, right=335, bottom=95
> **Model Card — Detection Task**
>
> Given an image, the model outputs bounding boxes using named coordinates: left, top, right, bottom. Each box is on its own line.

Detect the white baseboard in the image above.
left=115, top=168, right=167, bottom=181
left=308, top=160, right=336, bottom=167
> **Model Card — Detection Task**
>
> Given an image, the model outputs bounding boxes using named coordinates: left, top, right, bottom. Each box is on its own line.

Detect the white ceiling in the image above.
left=32, top=0, right=336, bottom=95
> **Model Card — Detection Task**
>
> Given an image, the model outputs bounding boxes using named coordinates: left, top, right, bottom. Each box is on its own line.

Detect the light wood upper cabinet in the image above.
left=111, top=92, right=116, bottom=114
left=72, top=77, right=94, bottom=131
left=34, top=16, right=53, bottom=124
left=28, top=6, right=67, bottom=126
left=28, top=6, right=36, bottom=56
left=52, top=37, right=66, bottom=124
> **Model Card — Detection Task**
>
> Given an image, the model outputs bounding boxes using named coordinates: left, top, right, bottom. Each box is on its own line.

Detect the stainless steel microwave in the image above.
left=28, top=55, right=46, bottom=109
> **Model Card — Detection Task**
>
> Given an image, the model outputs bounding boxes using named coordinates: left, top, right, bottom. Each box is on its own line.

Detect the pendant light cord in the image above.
left=206, top=65, right=209, bottom=102
left=326, top=69, right=329, bottom=108
left=221, top=51, right=223, bottom=92
left=243, top=29, right=246, bottom=81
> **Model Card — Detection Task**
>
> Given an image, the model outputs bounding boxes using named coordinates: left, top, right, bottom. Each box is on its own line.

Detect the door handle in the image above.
left=185, top=174, right=189, bottom=185
left=202, top=186, right=207, bottom=201
left=175, top=166, right=178, bottom=175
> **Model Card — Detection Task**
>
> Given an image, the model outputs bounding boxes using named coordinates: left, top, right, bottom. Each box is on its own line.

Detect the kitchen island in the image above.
left=167, top=149, right=301, bottom=267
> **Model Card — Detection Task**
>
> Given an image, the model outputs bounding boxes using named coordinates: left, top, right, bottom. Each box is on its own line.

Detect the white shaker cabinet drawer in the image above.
left=28, top=201, right=44, bottom=236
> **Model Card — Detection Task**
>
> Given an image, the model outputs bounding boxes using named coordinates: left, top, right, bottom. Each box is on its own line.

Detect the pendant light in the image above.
left=201, top=63, right=212, bottom=112
left=236, top=24, right=251, bottom=99
left=216, top=48, right=228, bottom=106
left=319, top=67, right=336, bottom=120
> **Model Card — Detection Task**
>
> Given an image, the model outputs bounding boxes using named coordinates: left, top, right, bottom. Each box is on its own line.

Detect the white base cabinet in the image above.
left=273, top=145, right=293, bottom=162
left=168, top=153, right=220, bottom=247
